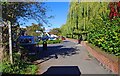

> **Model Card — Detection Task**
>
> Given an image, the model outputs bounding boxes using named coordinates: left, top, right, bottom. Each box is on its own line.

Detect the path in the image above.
left=34, top=40, right=113, bottom=75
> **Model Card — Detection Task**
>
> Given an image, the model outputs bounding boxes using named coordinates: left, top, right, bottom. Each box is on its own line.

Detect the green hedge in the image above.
left=87, top=19, right=120, bottom=56
left=38, top=39, right=62, bottom=45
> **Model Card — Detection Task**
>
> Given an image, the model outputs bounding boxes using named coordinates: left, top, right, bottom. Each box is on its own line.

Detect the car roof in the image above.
left=19, top=36, right=34, bottom=39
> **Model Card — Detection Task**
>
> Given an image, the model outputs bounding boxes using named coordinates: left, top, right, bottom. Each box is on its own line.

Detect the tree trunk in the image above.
left=0, top=46, right=3, bottom=62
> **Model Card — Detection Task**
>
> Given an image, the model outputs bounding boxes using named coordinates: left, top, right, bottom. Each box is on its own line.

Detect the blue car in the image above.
left=18, top=36, right=38, bottom=44
left=18, top=36, right=38, bottom=52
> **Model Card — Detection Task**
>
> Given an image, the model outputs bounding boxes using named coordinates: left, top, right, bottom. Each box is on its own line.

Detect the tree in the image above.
left=26, top=23, right=44, bottom=36
left=1, top=2, right=52, bottom=50
left=1, top=2, right=52, bottom=64
left=1, top=2, right=51, bottom=49
left=1, top=2, right=50, bottom=50
left=61, top=1, right=120, bottom=56
left=1, top=2, right=51, bottom=25
left=49, top=28, right=61, bottom=36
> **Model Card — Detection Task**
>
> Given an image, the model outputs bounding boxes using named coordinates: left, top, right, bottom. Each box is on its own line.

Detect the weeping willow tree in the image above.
left=60, top=1, right=120, bottom=56
left=61, top=1, right=80, bottom=38
left=61, top=1, right=109, bottom=40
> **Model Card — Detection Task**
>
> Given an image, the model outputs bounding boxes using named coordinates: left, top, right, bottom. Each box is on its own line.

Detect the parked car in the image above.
left=41, top=35, right=49, bottom=41
left=18, top=36, right=38, bottom=53
left=18, top=36, right=37, bottom=44
left=37, top=36, right=42, bottom=41
left=49, top=37, right=57, bottom=40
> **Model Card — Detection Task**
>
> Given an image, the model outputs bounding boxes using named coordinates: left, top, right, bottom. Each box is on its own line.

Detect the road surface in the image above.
left=34, top=40, right=113, bottom=75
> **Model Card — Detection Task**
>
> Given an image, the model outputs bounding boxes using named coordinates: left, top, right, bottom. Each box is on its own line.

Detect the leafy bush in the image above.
left=88, top=19, right=120, bottom=56
left=47, top=39, right=62, bottom=44
left=0, top=53, right=37, bottom=74
left=38, top=39, right=62, bottom=45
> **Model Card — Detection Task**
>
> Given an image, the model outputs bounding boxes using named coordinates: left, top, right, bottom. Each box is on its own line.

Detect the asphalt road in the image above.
left=34, top=40, right=114, bottom=75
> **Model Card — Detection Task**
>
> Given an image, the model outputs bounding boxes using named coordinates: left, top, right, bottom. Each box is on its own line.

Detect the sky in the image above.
left=20, top=2, right=70, bottom=32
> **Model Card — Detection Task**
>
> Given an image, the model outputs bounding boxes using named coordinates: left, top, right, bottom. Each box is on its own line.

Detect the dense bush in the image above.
left=88, top=19, right=120, bottom=56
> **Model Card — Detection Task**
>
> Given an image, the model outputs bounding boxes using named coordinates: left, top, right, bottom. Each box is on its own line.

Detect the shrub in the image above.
left=0, top=52, right=37, bottom=74
left=87, top=19, right=120, bottom=56
left=38, top=39, right=62, bottom=45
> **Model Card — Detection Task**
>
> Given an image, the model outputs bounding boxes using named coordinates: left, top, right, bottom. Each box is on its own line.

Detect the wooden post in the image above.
left=8, top=21, right=13, bottom=64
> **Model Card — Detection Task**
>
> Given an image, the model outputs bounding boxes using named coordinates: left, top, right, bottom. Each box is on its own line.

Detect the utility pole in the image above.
left=8, top=21, right=13, bottom=64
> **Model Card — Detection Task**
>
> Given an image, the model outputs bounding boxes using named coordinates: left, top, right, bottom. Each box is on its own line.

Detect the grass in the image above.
left=22, top=64, right=37, bottom=74
left=0, top=53, right=38, bottom=74
left=0, top=62, right=2, bottom=72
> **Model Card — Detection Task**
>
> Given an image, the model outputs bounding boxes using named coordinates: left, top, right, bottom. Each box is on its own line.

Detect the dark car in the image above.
left=18, top=36, right=38, bottom=54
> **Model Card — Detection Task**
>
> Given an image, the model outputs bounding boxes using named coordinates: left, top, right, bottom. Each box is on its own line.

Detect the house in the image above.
left=41, top=32, right=58, bottom=41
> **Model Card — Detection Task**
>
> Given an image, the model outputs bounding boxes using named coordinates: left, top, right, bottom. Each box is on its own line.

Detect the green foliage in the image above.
left=47, top=39, right=62, bottom=44
left=88, top=19, right=120, bottom=56
left=61, top=2, right=120, bottom=56
left=49, top=28, right=61, bottom=36
left=0, top=2, right=51, bottom=74
left=1, top=2, right=50, bottom=25
left=2, top=21, right=20, bottom=56
left=0, top=53, right=37, bottom=74
left=26, top=23, right=44, bottom=36
left=38, top=39, right=62, bottom=45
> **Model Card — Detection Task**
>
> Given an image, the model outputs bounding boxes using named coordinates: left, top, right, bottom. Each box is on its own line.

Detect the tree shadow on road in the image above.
left=28, top=41, right=80, bottom=64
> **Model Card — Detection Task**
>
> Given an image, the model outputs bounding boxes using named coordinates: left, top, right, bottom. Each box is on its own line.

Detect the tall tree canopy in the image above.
left=49, top=28, right=61, bottom=36
left=1, top=2, right=51, bottom=25
left=60, top=1, right=120, bottom=56
left=26, top=23, right=44, bottom=36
